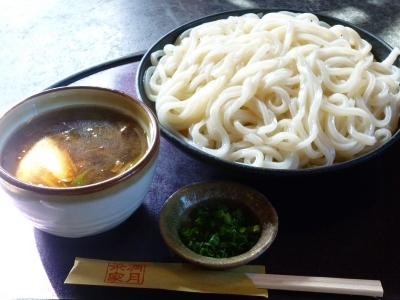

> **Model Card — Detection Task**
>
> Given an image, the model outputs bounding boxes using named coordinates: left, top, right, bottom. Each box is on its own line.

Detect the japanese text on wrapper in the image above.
left=104, top=262, right=146, bottom=285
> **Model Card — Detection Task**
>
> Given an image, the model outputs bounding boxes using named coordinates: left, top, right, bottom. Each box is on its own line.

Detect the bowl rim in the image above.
left=136, top=8, right=400, bottom=177
left=159, top=180, right=279, bottom=269
left=0, top=86, right=160, bottom=195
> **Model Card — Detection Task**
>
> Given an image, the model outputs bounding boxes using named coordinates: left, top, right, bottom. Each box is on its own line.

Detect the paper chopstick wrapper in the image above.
left=65, top=257, right=268, bottom=298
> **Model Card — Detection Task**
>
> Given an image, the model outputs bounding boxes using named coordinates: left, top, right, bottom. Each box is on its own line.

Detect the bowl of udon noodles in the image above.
left=0, top=86, right=160, bottom=237
left=136, top=9, right=400, bottom=179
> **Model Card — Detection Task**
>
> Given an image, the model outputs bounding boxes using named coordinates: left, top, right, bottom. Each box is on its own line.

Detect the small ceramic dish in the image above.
left=159, top=180, right=278, bottom=269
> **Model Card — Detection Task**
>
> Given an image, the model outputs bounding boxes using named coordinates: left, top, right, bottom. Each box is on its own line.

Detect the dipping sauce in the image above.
left=1, top=106, right=148, bottom=187
left=179, top=201, right=261, bottom=258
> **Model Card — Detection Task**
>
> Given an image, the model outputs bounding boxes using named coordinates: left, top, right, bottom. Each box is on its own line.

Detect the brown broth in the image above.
left=1, top=106, right=148, bottom=187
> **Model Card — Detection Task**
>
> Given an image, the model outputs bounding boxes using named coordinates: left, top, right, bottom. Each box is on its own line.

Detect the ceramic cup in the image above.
left=0, top=86, right=160, bottom=237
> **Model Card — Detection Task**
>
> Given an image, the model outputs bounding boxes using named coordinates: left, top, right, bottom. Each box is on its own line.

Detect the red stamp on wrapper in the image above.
left=104, top=262, right=146, bottom=285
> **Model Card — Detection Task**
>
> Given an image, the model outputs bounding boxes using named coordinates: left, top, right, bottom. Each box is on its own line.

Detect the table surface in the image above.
left=1, top=1, right=400, bottom=299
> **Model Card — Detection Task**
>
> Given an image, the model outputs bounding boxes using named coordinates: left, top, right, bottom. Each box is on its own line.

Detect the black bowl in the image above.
left=136, top=8, right=400, bottom=179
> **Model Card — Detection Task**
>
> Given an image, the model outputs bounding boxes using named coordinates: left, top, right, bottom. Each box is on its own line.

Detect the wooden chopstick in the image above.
left=245, top=273, right=383, bottom=297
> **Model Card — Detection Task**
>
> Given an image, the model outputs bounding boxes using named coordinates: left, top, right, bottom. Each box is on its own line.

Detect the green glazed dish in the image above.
left=159, top=180, right=278, bottom=269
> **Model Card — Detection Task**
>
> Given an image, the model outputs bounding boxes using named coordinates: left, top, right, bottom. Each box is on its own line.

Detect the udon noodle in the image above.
left=144, top=12, right=400, bottom=169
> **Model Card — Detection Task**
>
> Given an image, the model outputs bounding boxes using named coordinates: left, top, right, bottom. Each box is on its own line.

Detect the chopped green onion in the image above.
left=179, top=202, right=261, bottom=258
left=71, top=169, right=91, bottom=187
